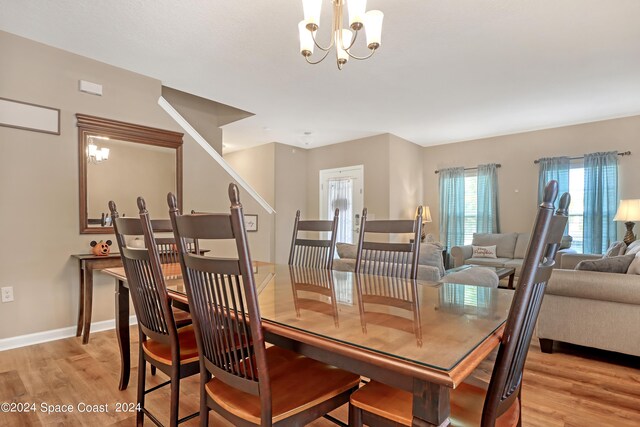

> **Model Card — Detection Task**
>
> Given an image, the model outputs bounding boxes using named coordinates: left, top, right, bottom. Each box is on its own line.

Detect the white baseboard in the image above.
left=0, top=316, right=138, bottom=352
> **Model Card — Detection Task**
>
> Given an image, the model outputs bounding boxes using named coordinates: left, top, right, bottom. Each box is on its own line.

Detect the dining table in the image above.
left=102, top=263, right=513, bottom=427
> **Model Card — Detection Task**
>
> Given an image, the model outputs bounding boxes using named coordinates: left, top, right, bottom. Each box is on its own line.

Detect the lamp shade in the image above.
left=423, top=206, right=432, bottom=222
left=302, top=0, right=322, bottom=27
left=614, top=199, right=640, bottom=222
left=298, top=20, right=315, bottom=55
left=364, top=10, right=383, bottom=48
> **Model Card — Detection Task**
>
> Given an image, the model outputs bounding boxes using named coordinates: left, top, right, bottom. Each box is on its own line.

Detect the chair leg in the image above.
left=136, top=350, right=146, bottom=427
left=150, top=365, right=156, bottom=376
left=199, top=371, right=211, bottom=427
left=539, top=338, right=554, bottom=354
left=169, top=366, right=180, bottom=427
left=349, top=404, right=363, bottom=427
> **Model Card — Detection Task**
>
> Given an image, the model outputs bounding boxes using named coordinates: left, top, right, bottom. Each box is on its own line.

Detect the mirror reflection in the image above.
left=86, top=137, right=177, bottom=227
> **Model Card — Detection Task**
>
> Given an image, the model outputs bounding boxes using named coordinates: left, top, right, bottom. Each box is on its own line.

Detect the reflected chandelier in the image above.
left=298, top=0, right=384, bottom=70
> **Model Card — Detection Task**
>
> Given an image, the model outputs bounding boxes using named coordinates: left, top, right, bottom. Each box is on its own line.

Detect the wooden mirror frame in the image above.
left=77, top=114, right=183, bottom=234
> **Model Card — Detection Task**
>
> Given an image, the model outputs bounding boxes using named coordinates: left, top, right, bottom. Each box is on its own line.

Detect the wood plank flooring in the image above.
left=0, top=327, right=638, bottom=426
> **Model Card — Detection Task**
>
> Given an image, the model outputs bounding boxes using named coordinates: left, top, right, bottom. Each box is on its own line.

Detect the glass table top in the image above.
left=166, top=263, right=513, bottom=372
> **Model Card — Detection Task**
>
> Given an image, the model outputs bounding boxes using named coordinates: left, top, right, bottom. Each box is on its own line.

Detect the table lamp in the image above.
left=613, top=199, right=640, bottom=245
left=420, top=205, right=433, bottom=242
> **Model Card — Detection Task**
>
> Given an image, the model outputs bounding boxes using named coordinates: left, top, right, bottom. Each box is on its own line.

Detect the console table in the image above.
left=71, top=253, right=122, bottom=344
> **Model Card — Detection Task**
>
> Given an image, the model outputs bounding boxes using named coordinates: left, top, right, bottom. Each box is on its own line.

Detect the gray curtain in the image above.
left=477, top=163, right=500, bottom=233
left=537, top=156, right=570, bottom=204
left=439, top=167, right=465, bottom=249
left=583, top=151, right=618, bottom=254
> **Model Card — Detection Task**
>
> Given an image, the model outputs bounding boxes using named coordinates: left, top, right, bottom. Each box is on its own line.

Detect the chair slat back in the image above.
left=481, top=183, right=570, bottom=426
left=355, top=207, right=423, bottom=279
left=109, top=200, right=175, bottom=344
left=169, top=185, right=271, bottom=417
left=288, top=209, right=339, bottom=269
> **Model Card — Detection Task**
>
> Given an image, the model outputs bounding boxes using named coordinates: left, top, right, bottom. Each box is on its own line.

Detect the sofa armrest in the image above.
left=559, top=253, right=602, bottom=269
left=546, top=269, right=640, bottom=305
left=450, top=245, right=473, bottom=268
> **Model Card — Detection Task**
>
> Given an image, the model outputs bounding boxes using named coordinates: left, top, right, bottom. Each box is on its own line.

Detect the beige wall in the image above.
left=306, top=133, right=391, bottom=222
left=225, top=143, right=275, bottom=207
left=388, top=134, right=424, bottom=220
left=274, top=143, right=308, bottom=264
left=423, top=115, right=640, bottom=240
left=0, top=31, right=273, bottom=339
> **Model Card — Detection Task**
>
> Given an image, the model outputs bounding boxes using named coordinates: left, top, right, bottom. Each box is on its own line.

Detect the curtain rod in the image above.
left=533, top=151, right=631, bottom=164
left=434, top=164, right=502, bottom=174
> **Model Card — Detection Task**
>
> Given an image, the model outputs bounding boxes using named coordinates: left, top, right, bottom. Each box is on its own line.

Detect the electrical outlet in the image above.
left=1, top=287, right=14, bottom=303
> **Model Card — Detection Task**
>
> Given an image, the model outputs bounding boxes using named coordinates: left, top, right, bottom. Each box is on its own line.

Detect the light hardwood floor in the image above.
left=0, top=327, right=638, bottom=426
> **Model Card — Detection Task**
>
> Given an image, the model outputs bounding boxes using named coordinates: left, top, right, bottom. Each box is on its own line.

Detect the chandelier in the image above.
left=298, top=0, right=384, bottom=70
left=87, top=136, right=110, bottom=164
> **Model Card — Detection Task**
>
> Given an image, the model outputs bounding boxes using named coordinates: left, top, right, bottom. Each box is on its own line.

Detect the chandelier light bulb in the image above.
left=365, top=10, right=383, bottom=49
left=347, top=0, right=367, bottom=30
left=299, top=20, right=315, bottom=56
left=302, top=0, right=322, bottom=29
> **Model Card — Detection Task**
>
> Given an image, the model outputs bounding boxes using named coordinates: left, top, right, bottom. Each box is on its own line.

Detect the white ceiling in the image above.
left=2, top=0, right=640, bottom=152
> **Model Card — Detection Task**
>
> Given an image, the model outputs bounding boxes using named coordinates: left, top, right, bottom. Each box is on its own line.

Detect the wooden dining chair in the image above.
left=355, top=274, right=423, bottom=347
left=109, top=199, right=199, bottom=427
left=355, top=207, right=423, bottom=279
left=288, top=209, right=339, bottom=269
left=168, top=184, right=360, bottom=427
left=349, top=181, right=570, bottom=427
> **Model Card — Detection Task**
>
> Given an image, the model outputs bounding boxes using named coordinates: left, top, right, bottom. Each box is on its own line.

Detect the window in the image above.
left=567, top=166, right=585, bottom=253
left=463, top=173, right=477, bottom=245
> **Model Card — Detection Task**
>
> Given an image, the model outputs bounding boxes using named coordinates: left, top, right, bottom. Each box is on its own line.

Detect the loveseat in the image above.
left=450, top=232, right=574, bottom=276
left=535, top=243, right=640, bottom=357
left=332, top=242, right=444, bottom=282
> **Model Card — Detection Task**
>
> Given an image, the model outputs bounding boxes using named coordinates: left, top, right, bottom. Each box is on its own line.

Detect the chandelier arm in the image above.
left=340, top=28, right=359, bottom=51
left=305, top=49, right=331, bottom=65
left=345, top=48, right=377, bottom=61
left=310, top=30, right=334, bottom=52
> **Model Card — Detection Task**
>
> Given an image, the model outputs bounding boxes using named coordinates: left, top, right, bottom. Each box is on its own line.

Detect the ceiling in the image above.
left=2, top=0, right=640, bottom=152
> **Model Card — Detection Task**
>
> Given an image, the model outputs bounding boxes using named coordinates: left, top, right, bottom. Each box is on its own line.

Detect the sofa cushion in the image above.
left=604, top=241, right=627, bottom=258
left=627, top=253, right=640, bottom=275
left=418, top=243, right=445, bottom=276
left=545, top=269, right=640, bottom=305
left=465, top=257, right=511, bottom=267
left=626, top=240, right=640, bottom=256
left=513, top=233, right=530, bottom=259
left=559, top=235, right=573, bottom=249
left=472, top=245, right=497, bottom=259
left=472, top=233, right=518, bottom=258
left=575, top=254, right=635, bottom=274
left=336, top=243, right=357, bottom=259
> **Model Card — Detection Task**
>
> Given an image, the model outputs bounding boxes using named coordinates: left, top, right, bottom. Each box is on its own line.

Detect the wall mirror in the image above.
left=77, top=114, right=183, bottom=234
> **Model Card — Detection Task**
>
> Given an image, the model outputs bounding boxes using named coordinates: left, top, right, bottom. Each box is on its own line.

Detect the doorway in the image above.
left=319, top=165, right=364, bottom=244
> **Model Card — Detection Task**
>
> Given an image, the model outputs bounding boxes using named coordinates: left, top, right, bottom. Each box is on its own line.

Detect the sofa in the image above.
left=332, top=242, right=444, bottom=282
left=536, top=250, right=640, bottom=357
left=450, top=232, right=574, bottom=276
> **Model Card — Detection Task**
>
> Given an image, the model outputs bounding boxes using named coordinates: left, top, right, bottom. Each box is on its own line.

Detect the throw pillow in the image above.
left=418, top=242, right=445, bottom=276
left=336, top=243, right=357, bottom=259
left=472, top=245, right=497, bottom=259
left=559, top=235, right=573, bottom=249
left=626, top=240, right=640, bottom=256
left=604, top=241, right=627, bottom=258
left=575, top=254, right=636, bottom=274
left=627, top=253, right=640, bottom=275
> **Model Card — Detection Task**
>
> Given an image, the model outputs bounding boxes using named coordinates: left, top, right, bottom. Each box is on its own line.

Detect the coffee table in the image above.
left=445, top=264, right=516, bottom=289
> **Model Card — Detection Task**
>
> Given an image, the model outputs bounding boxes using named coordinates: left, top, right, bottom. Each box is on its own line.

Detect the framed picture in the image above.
left=244, top=214, right=258, bottom=232
left=0, top=97, right=60, bottom=135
